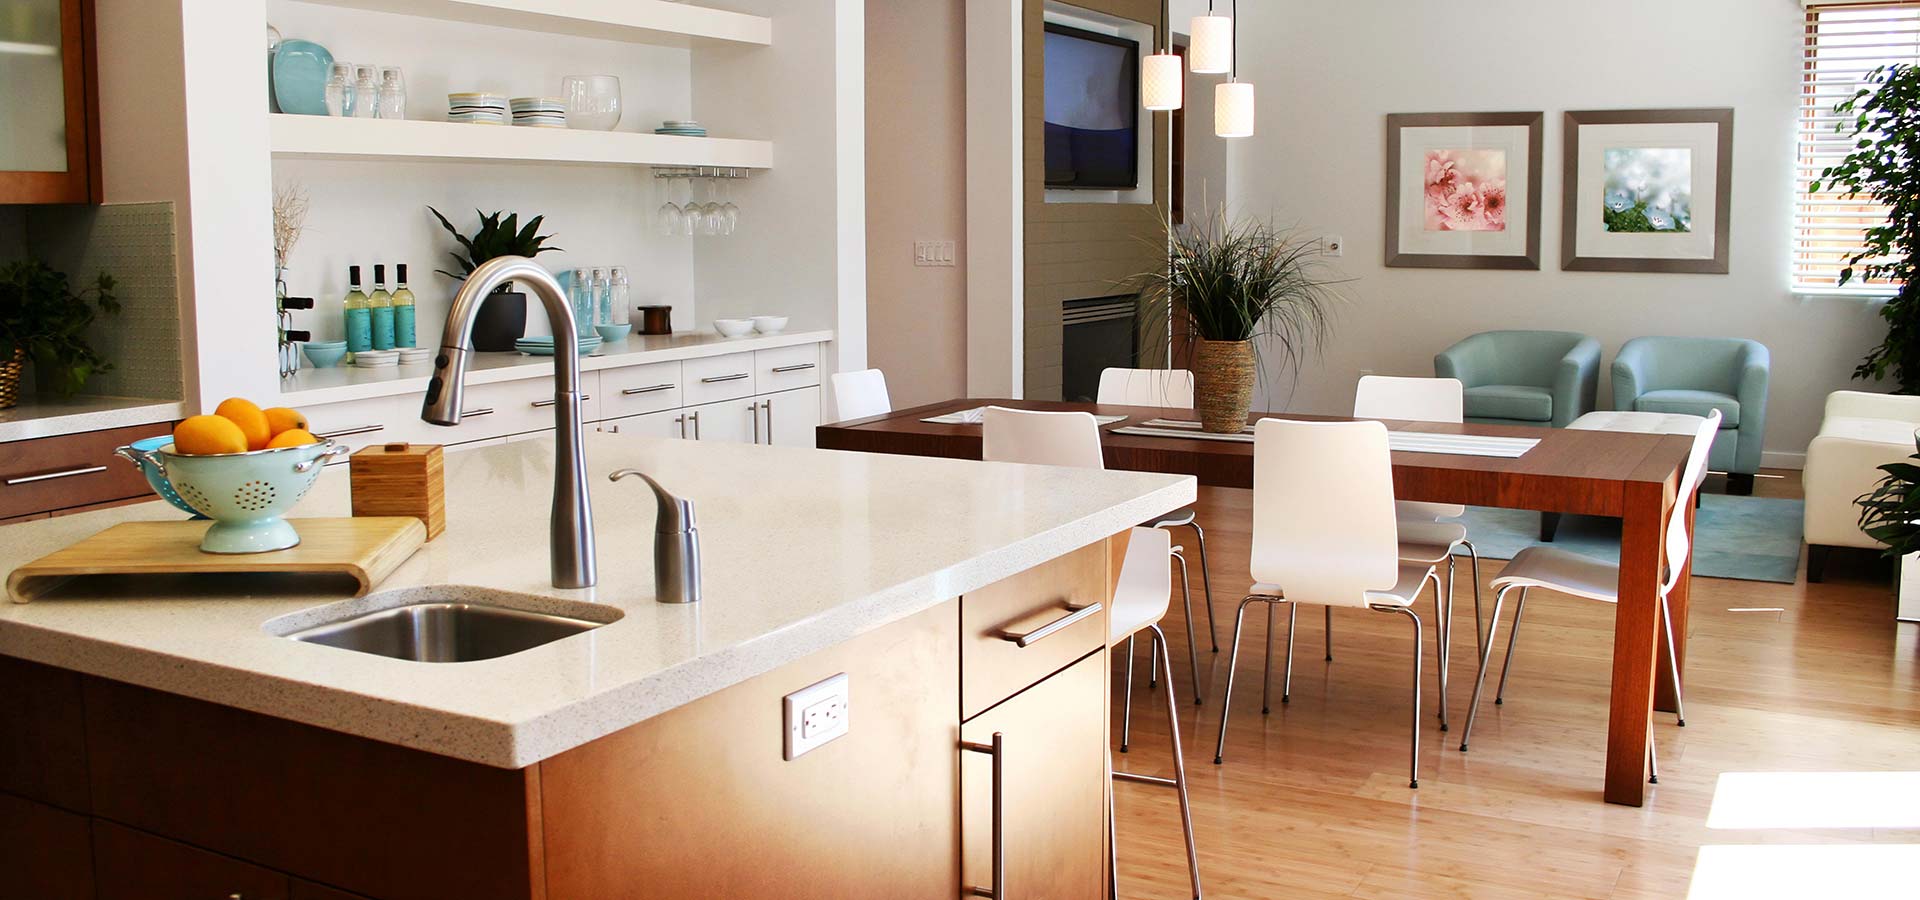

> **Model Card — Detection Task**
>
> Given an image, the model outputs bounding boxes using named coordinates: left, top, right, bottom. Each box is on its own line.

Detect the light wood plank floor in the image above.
left=1110, top=472, right=1920, bottom=899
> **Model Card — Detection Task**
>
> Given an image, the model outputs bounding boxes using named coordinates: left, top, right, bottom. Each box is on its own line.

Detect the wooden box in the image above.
left=350, top=442, right=446, bottom=540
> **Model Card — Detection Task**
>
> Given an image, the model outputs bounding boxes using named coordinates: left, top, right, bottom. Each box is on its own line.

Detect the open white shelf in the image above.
left=269, top=114, right=773, bottom=169
left=287, top=0, right=771, bottom=47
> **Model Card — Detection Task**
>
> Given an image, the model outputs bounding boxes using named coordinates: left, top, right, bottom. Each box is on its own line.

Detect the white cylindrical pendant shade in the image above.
left=1189, top=14, right=1233, bottom=74
left=1215, top=81, right=1254, bottom=137
left=1142, top=53, right=1183, bottom=110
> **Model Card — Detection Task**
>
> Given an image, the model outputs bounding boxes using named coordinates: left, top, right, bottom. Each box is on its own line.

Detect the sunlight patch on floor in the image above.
left=1706, top=772, right=1920, bottom=830
left=1687, top=844, right=1920, bottom=899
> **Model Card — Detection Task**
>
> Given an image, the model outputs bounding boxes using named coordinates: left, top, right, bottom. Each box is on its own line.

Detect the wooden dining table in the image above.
left=816, top=398, right=1699, bottom=807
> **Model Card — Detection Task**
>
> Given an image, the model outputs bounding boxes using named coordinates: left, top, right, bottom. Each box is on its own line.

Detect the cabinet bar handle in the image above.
left=690, top=410, right=701, bottom=439
left=763, top=396, right=775, bottom=443
left=531, top=394, right=591, bottom=408
left=999, top=601, right=1102, bottom=648
left=4, top=465, right=108, bottom=486
left=962, top=732, right=1005, bottom=900
left=461, top=407, right=495, bottom=418
left=621, top=383, right=677, bottom=395
left=700, top=373, right=750, bottom=384
left=770, top=363, right=816, bottom=373
left=749, top=402, right=761, bottom=443
left=315, top=424, right=383, bottom=439
left=674, top=414, right=686, bottom=439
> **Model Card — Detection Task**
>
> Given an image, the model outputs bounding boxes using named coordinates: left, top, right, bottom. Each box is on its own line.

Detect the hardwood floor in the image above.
left=1109, top=472, right=1920, bottom=899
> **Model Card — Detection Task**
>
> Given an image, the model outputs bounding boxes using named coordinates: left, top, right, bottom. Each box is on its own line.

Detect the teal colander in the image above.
left=128, top=439, right=349, bottom=553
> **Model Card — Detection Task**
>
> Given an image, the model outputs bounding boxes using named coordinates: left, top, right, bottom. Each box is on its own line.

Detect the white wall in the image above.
left=1205, top=0, right=1884, bottom=462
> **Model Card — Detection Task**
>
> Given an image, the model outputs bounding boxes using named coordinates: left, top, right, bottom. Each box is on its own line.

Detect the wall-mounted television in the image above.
left=1043, top=22, right=1140, bottom=191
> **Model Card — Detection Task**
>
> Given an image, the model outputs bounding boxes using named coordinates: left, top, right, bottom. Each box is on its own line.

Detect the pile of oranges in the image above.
left=171, top=398, right=317, bottom=455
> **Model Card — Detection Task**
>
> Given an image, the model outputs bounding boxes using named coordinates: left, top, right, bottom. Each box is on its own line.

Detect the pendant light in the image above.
left=1189, top=1, right=1232, bottom=75
left=1142, top=0, right=1182, bottom=110
left=1214, top=0, right=1253, bottom=137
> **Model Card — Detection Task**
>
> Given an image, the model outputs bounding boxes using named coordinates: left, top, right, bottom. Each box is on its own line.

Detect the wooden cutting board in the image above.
left=7, top=517, right=427, bottom=603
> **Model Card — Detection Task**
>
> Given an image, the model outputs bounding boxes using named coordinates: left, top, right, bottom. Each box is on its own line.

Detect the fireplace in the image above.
left=1061, top=294, right=1138, bottom=403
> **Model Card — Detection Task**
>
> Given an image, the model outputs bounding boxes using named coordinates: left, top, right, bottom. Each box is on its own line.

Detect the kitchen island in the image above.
left=0, top=433, right=1193, bottom=900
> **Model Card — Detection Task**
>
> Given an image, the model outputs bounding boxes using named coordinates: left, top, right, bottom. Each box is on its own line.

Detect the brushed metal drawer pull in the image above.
left=770, top=362, right=816, bottom=373
left=461, top=407, right=495, bottom=418
left=4, top=465, right=108, bottom=486
left=621, top=383, right=677, bottom=395
left=315, top=424, right=383, bottom=439
left=531, top=394, right=591, bottom=408
left=749, top=402, right=761, bottom=443
left=700, top=373, right=750, bottom=384
left=999, top=601, right=1101, bottom=648
left=689, top=410, right=701, bottom=439
left=961, top=732, right=1005, bottom=899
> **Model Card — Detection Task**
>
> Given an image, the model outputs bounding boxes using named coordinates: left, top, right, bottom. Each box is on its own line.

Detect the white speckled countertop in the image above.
left=0, top=433, right=1192, bottom=768
left=0, top=394, right=185, bottom=443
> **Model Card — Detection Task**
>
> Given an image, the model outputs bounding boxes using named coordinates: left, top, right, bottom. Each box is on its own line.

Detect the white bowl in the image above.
left=713, top=318, right=754, bottom=338
left=750, top=316, right=788, bottom=335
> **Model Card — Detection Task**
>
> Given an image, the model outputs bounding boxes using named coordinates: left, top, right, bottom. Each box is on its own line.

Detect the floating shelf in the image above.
left=269, top=115, right=773, bottom=170
left=287, top=0, right=771, bottom=47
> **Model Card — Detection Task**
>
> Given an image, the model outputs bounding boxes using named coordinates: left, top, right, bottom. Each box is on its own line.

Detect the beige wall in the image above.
left=865, top=0, right=968, bottom=410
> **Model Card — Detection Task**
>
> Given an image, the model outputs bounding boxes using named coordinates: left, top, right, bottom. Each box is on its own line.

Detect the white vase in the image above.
left=1901, top=552, right=1920, bottom=624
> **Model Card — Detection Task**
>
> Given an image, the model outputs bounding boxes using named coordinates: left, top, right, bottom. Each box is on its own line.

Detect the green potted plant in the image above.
left=0, top=259, right=118, bottom=408
left=1856, top=433, right=1920, bottom=620
left=429, top=207, right=564, bottom=352
left=1138, top=208, right=1344, bottom=432
left=1813, top=64, right=1920, bottom=392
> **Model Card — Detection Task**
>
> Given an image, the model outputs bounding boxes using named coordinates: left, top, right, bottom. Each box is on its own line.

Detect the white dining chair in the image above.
left=1212, top=418, right=1444, bottom=789
left=830, top=368, right=891, bottom=421
left=1352, top=374, right=1483, bottom=730
left=980, top=407, right=1203, bottom=898
left=1098, top=367, right=1218, bottom=666
left=1458, top=409, right=1721, bottom=785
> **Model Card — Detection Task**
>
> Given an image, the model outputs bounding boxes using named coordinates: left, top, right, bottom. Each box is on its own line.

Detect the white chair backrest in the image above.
left=831, top=369, right=892, bottom=421
left=1663, top=409, right=1724, bottom=595
left=1098, top=368, right=1196, bottom=409
left=1250, top=418, right=1402, bottom=608
left=982, top=406, right=1106, bottom=470
left=1354, top=375, right=1465, bottom=423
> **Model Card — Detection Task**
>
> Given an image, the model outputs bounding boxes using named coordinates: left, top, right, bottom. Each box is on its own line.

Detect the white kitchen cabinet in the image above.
left=682, top=353, right=756, bottom=406
left=758, top=386, right=820, bottom=448
left=683, top=396, right=759, bottom=444
left=598, top=408, right=690, bottom=439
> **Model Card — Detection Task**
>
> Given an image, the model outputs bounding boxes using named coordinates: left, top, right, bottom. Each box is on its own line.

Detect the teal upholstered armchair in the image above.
left=1612, top=336, right=1770, bottom=494
left=1434, top=330, right=1602, bottom=428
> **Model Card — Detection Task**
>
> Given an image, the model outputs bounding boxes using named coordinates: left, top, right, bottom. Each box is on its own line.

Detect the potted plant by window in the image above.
left=1856, top=433, right=1920, bottom=622
left=429, top=207, right=564, bottom=352
left=0, top=259, right=118, bottom=408
left=1139, top=209, right=1343, bottom=432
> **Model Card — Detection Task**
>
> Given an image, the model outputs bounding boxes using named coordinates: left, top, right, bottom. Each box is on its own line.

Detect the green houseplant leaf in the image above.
left=0, top=259, right=119, bottom=398
left=428, top=206, right=565, bottom=288
left=1821, top=64, right=1920, bottom=392
left=1857, top=434, right=1920, bottom=557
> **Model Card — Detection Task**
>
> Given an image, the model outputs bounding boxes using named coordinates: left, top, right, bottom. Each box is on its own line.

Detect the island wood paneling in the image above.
left=962, top=538, right=1111, bottom=720
left=0, top=655, right=90, bottom=812
left=92, top=820, right=290, bottom=900
left=0, top=791, right=94, bottom=900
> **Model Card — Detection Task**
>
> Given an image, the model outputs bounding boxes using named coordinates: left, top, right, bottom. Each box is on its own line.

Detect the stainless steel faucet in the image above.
left=609, top=469, right=700, bottom=604
left=422, top=256, right=596, bottom=589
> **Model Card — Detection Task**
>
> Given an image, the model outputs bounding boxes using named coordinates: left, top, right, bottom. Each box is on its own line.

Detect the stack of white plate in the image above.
left=397, top=347, right=434, bottom=366
left=510, top=97, right=567, bottom=128
left=448, top=92, right=507, bottom=125
left=514, top=335, right=602, bottom=356
left=655, top=119, right=707, bottom=137
left=352, top=349, right=399, bottom=368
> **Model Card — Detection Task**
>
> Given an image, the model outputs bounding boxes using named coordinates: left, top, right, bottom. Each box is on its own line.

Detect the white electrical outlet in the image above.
left=914, top=240, right=957, bottom=267
left=1322, top=235, right=1345, bottom=257
left=783, top=672, right=850, bottom=760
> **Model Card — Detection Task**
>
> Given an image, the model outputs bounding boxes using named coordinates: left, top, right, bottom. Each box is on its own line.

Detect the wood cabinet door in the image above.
left=0, top=791, right=93, bottom=900
left=961, top=651, right=1109, bottom=900
left=0, top=0, right=98, bottom=203
left=93, top=820, right=289, bottom=900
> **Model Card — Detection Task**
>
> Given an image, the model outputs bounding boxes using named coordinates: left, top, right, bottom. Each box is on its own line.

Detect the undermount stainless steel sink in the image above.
left=285, top=601, right=610, bottom=663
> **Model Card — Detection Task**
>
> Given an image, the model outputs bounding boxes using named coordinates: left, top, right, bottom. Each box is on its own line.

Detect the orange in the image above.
left=214, top=397, right=272, bottom=450
left=171, top=415, right=248, bottom=455
left=263, top=406, right=309, bottom=437
left=266, top=428, right=319, bottom=449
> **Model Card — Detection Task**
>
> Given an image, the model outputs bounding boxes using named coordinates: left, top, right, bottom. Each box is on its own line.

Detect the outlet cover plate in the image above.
left=783, top=672, right=850, bottom=760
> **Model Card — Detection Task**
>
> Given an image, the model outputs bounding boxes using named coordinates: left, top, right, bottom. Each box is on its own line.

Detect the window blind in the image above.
left=1797, top=2, right=1920, bottom=293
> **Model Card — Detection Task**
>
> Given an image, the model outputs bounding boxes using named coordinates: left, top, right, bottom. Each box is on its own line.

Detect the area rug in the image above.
left=1453, top=495, right=1805, bottom=584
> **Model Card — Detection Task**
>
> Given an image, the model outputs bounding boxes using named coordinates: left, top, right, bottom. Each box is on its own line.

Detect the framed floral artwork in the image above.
left=1562, top=108, right=1733, bottom=273
left=1385, top=111, right=1544, bottom=270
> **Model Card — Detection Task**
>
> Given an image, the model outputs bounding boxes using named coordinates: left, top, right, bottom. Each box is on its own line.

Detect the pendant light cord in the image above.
left=1229, top=0, right=1238, bottom=81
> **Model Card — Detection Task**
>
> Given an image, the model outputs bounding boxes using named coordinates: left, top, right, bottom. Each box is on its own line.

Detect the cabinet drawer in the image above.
left=305, top=394, right=428, bottom=452
left=94, top=820, right=290, bottom=900
left=0, top=656, right=90, bottom=811
left=755, top=344, right=821, bottom=393
left=0, top=792, right=93, bottom=900
left=683, top=352, right=756, bottom=405
left=598, top=360, right=683, bottom=419
left=0, top=422, right=163, bottom=518
left=960, top=539, right=1110, bottom=721
left=599, top=408, right=689, bottom=439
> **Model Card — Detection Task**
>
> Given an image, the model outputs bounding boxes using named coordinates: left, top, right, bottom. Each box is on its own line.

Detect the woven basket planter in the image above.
left=0, top=349, right=21, bottom=410
left=1191, top=339, right=1254, bottom=434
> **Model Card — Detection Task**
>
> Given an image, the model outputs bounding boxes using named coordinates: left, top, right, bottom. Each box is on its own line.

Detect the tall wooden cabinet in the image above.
left=0, top=0, right=100, bottom=204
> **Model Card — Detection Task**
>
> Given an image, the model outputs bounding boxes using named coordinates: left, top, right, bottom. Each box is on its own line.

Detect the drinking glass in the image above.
left=656, top=175, right=683, bottom=236
left=570, top=267, right=593, bottom=328
left=324, top=62, right=353, bottom=117
left=561, top=75, right=622, bottom=131
left=376, top=66, right=407, bottom=119
left=351, top=65, right=379, bottom=118
left=700, top=178, right=725, bottom=235
left=719, top=176, right=740, bottom=235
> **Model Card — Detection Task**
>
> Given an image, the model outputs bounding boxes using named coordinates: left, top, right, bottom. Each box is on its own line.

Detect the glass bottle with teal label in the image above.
left=391, top=264, right=417, bottom=348
left=369, top=264, right=396, bottom=350
left=343, top=265, right=372, bottom=354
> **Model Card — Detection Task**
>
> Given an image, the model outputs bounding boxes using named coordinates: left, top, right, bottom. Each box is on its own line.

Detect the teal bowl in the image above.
left=115, top=435, right=206, bottom=518
left=303, top=343, right=348, bottom=368
left=142, top=440, right=350, bottom=553
left=594, top=323, right=632, bottom=342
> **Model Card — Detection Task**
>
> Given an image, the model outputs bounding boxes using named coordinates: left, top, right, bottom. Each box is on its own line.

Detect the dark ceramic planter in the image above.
left=470, top=288, right=528, bottom=352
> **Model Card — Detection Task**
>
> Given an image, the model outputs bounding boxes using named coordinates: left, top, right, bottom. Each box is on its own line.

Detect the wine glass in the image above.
left=656, top=175, right=682, bottom=236
left=719, top=174, right=740, bottom=234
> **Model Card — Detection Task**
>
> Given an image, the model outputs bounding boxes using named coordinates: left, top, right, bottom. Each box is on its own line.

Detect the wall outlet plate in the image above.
left=1322, top=234, right=1345, bottom=257
left=783, top=672, right=850, bottom=760
left=914, top=240, right=957, bottom=267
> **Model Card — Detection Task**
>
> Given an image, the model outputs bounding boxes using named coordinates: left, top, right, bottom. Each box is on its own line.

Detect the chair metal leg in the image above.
left=1120, top=634, right=1136, bottom=753
left=1323, top=606, right=1333, bottom=661
left=1494, top=589, right=1528, bottom=705
left=1373, top=604, right=1423, bottom=789
left=1462, top=539, right=1484, bottom=663
left=1188, top=521, right=1218, bottom=653
left=1150, top=625, right=1204, bottom=899
left=1660, top=594, right=1687, bottom=726
left=1107, top=747, right=1120, bottom=900
left=1428, top=572, right=1449, bottom=732
left=1149, top=636, right=1159, bottom=691
left=1280, top=603, right=1298, bottom=706
left=1214, top=596, right=1267, bottom=765
left=1261, top=601, right=1276, bottom=714
left=1172, top=549, right=1201, bottom=705
left=1647, top=723, right=1659, bottom=784
left=1459, top=584, right=1517, bottom=751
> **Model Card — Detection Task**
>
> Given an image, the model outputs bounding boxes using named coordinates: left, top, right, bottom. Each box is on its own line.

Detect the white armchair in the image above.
left=1805, top=390, right=1920, bottom=581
